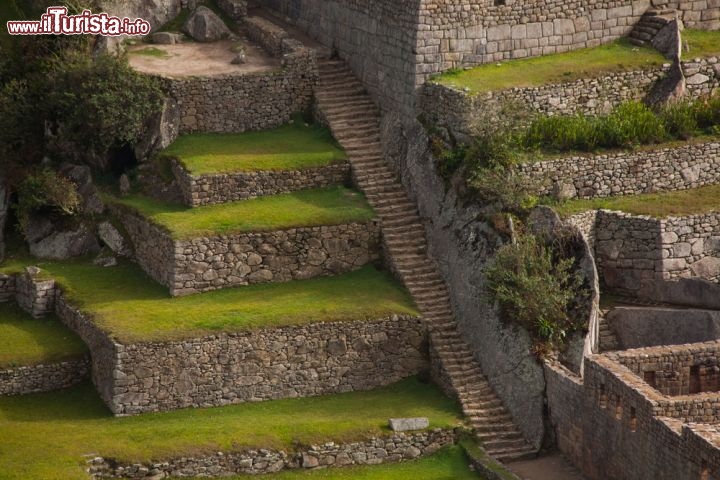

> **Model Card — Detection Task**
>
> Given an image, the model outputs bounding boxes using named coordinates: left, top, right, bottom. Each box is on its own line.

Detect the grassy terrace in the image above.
left=433, top=39, right=664, bottom=93
left=0, top=256, right=416, bottom=343
left=204, top=447, right=480, bottom=480
left=163, top=122, right=347, bottom=175
left=0, top=303, right=87, bottom=368
left=683, top=29, right=720, bottom=58
left=0, top=377, right=463, bottom=480
left=553, top=184, right=720, bottom=218
left=113, top=187, right=374, bottom=239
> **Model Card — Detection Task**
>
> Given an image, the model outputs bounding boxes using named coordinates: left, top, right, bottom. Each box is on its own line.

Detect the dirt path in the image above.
left=128, top=39, right=279, bottom=78
left=508, top=453, right=588, bottom=480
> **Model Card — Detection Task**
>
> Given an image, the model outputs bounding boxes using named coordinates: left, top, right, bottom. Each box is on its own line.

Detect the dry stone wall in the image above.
left=662, top=213, right=720, bottom=281
left=0, top=357, right=90, bottom=396
left=421, top=67, right=666, bottom=137
left=171, top=159, right=351, bottom=206
left=164, top=47, right=317, bottom=134
left=90, top=430, right=455, bottom=478
left=15, top=272, right=56, bottom=318
left=683, top=56, right=720, bottom=96
left=668, top=0, right=720, bottom=29
left=545, top=359, right=720, bottom=480
left=106, top=315, right=427, bottom=415
left=517, top=140, right=720, bottom=200
left=115, top=205, right=382, bottom=296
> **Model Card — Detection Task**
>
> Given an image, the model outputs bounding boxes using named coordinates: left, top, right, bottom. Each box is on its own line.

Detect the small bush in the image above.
left=14, top=169, right=81, bottom=232
left=661, top=101, right=700, bottom=140
left=596, top=101, right=667, bottom=148
left=485, top=234, right=584, bottom=348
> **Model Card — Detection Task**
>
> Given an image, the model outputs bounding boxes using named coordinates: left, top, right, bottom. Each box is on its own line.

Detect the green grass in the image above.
left=0, top=377, right=463, bottom=480
left=433, top=39, right=665, bottom=94
left=683, top=29, right=720, bottom=58
left=0, top=256, right=417, bottom=342
left=113, top=187, right=375, bottom=239
left=164, top=122, right=347, bottom=175
left=130, top=47, right=171, bottom=58
left=207, top=446, right=480, bottom=480
left=553, top=183, right=720, bottom=218
left=0, top=303, right=87, bottom=368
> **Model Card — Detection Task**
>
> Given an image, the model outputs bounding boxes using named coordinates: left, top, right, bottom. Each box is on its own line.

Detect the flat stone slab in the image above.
left=389, top=417, right=429, bottom=432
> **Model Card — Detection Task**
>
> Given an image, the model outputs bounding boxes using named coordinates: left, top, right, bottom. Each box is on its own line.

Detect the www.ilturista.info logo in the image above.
left=7, top=6, right=151, bottom=36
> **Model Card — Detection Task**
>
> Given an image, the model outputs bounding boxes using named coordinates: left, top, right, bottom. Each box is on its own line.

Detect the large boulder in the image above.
left=97, top=221, right=131, bottom=257
left=134, top=97, right=180, bottom=162
left=29, top=223, right=100, bottom=260
left=182, top=6, right=233, bottom=42
left=59, top=164, right=104, bottom=214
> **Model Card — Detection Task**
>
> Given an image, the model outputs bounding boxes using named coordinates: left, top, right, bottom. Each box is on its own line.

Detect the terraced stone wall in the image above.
left=518, top=140, right=720, bottom=200
left=0, top=357, right=90, bottom=396
left=105, top=315, right=427, bottom=415
left=662, top=213, right=720, bottom=281
left=15, top=272, right=56, bottom=318
left=420, top=67, right=666, bottom=137
left=91, top=430, right=454, bottom=478
left=545, top=358, right=720, bottom=480
left=164, top=46, right=317, bottom=134
left=115, top=205, right=382, bottom=296
left=171, top=159, right=351, bottom=206
left=683, top=57, right=720, bottom=96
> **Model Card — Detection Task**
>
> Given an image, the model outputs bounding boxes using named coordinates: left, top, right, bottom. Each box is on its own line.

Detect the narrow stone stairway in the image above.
left=628, top=9, right=677, bottom=47
left=597, top=309, right=620, bottom=352
left=314, top=59, right=537, bottom=463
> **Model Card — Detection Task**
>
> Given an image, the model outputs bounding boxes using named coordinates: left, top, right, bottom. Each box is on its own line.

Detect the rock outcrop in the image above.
left=182, top=6, right=233, bottom=42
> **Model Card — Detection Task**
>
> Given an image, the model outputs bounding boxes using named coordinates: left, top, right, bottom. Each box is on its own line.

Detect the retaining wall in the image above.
left=518, top=140, right=720, bottom=200
left=90, top=430, right=455, bottom=478
left=164, top=47, right=317, bottom=134
left=171, top=159, right=351, bottom=206
left=114, top=204, right=381, bottom=296
left=103, top=315, right=427, bottom=415
left=0, top=357, right=90, bottom=396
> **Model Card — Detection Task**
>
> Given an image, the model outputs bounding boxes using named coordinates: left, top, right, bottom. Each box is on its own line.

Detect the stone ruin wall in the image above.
left=0, top=358, right=90, bottom=396
left=259, top=0, right=420, bottom=114
left=517, top=140, right=720, bottom=200
left=91, top=430, right=455, bottom=478
left=667, top=0, right=720, bottom=29
left=570, top=210, right=720, bottom=292
left=114, top=204, right=383, bottom=296
left=171, top=159, right=351, bottom=206
left=105, top=315, right=427, bottom=415
left=545, top=357, right=720, bottom=480
left=163, top=46, right=318, bottom=134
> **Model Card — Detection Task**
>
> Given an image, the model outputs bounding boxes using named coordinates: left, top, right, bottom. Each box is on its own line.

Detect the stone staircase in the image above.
left=314, top=59, right=537, bottom=463
left=628, top=9, right=677, bottom=47
left=598, top=309, right=620, bottom=352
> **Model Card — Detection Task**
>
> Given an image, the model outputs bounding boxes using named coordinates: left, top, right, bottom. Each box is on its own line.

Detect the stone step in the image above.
left=488, top=445, right=537, bottom=462
left=629, top=30, right=654, bottom=41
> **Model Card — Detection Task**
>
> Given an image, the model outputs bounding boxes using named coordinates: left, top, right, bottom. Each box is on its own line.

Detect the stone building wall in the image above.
left=517, top=140, right=720, bottom=200
left=106, top=315, right=427, bottom=415
left=0, top=357, right=90, bottom=396
left=163, top=47, right=317, bottom=134
left=171, top=159, right=351, bottom=206
left=545, top=358, right=720, bottom=480
left=668, top=0, right=720, bottom=29
left=115, top=204, right=382, bottom=296
left=91, top=430, right=454, bottom=478
left=420, top=68, right=666, bottom=136
left=258, top=0, right=420, bottom=114
left=662, top=213, right=720, bottom=282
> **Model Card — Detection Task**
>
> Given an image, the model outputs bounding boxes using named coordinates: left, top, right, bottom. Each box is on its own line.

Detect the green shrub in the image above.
left=694, top=95, right=720, bottom=131
left=14, top=169, right=81, bottom=232
left=485, top=234, right=583, bottom=348
left=661, top=101, right=700, bottom=140
left=597, top=101, right=667, bottom=148
left=47, top=51, right=163, bottom=168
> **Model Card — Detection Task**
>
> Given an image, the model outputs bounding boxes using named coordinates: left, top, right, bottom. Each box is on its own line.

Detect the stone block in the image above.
left=388, top=417, right=429, bottom=432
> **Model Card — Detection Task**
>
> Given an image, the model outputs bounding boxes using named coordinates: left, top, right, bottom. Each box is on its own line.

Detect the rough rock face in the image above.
left=97, top=221, right=131, bottom=257
left=381, top=113, right=546, bottom=449
left=59, top=163, right=104, bottom=214
left=134, top=98, right=180, bottom=162
left=182, top=6, right=233, bottom=42
left=28, top=223, right=100, bottom=260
